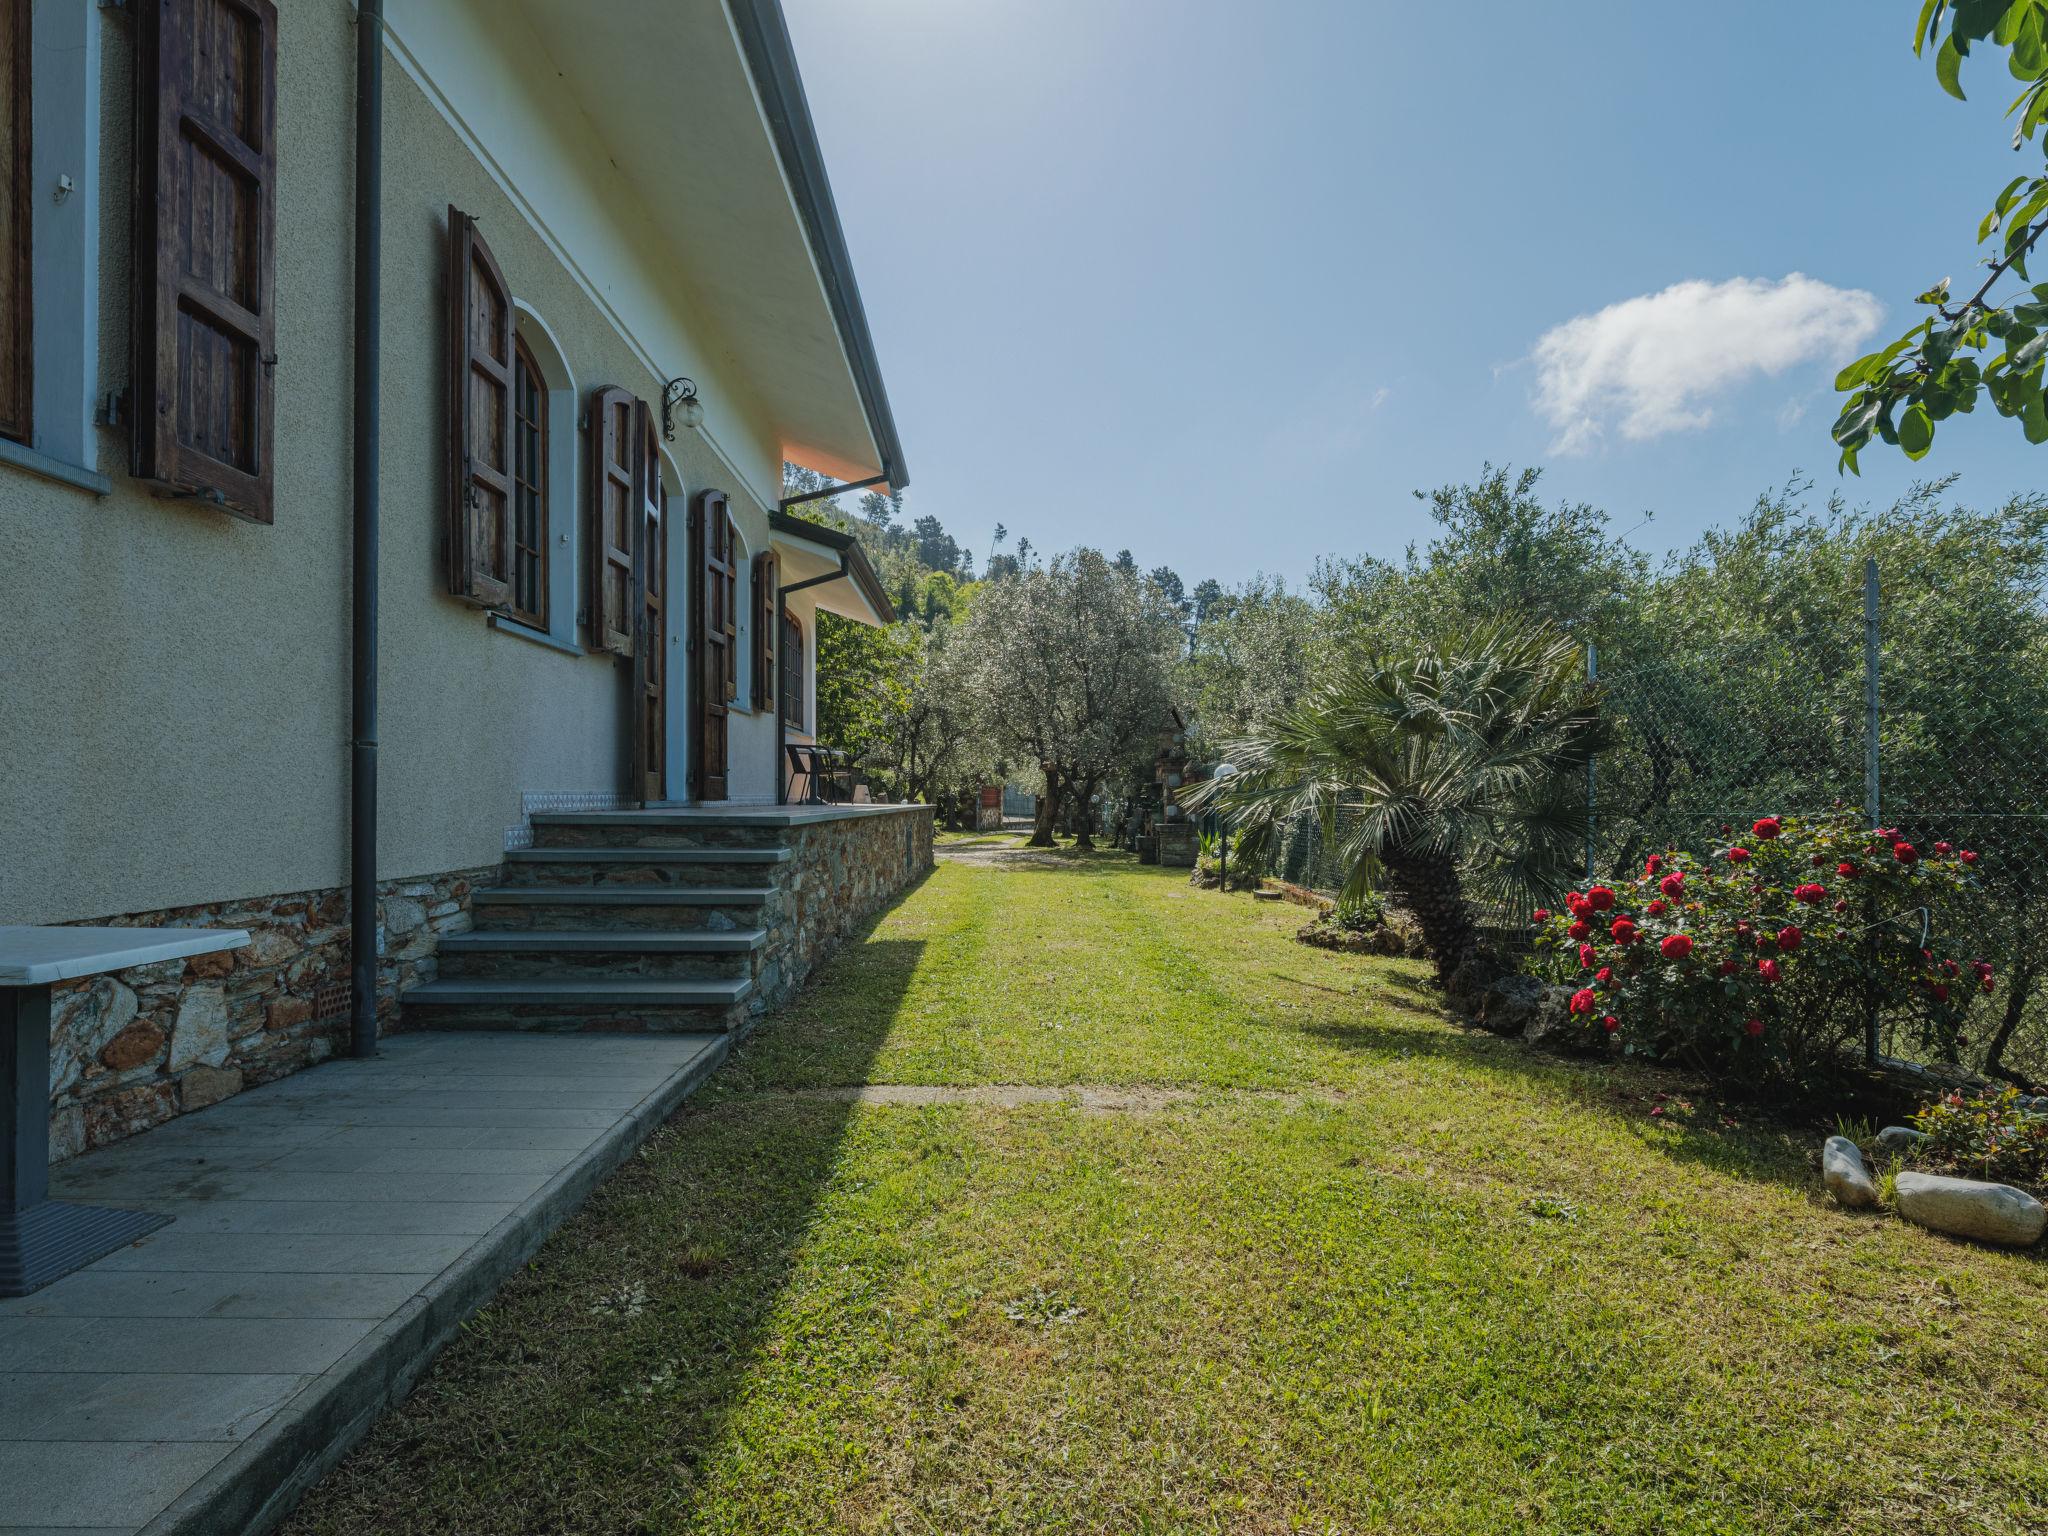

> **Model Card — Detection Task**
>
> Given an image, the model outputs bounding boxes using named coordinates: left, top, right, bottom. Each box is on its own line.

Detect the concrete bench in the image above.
left=1, top=924, right=248, bottom=1295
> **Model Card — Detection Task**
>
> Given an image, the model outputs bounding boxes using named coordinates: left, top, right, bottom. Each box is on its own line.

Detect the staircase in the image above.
left=400, top=813, right=790, bottom=1033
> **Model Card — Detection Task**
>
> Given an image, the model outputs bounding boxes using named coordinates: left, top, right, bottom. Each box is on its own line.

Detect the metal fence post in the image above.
left=1862, top=557, right=1882, bottom=1065
left=1586, top=642, right=1598, bottom=881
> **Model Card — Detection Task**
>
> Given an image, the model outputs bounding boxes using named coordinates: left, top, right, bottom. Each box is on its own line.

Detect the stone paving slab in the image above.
left=0, top=1030, right=729, bottom=1536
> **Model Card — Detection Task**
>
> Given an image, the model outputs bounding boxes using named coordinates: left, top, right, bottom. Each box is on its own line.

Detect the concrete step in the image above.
left=435, top=928, right=766, bottom=981
left=470, top=888, right=774, bottom=932
left=502, top=847, right=788, bottom=889
left=400, top=975, right=753, bottom=1034
left=531, top=812, right=797, bottom=852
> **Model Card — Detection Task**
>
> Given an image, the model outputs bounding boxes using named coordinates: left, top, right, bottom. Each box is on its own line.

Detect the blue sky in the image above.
left=784, top=0, right=2047, bottom=587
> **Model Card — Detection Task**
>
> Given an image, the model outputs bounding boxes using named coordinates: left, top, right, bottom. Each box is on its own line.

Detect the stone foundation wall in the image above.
left=751, top=806, right=935, bottom=1014
left=47, top=867, right=493, bottom=1160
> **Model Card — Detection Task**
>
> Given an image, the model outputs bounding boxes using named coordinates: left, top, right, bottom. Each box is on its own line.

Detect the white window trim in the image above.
left=488, top=303, right=581, bottom=652
left=3, top=0, right=105, bottom=494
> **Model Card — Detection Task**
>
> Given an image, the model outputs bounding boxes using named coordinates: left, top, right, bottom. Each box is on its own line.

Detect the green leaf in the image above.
left=1997, top=0, right=2034, bottom=44
left=1833, top=353, right=1882, bottom=391
left=1831, top=393, right=1883, bottom=448
left=1899, top=403, right=1935, bottom=458
left=2023, top=387, right=2048, bottom=441
left=1915, top=0, right=1945, bottom=54
left=2016, top=331, right=2048, bottom=368
left=1939, top=33, right=1969, bottom=97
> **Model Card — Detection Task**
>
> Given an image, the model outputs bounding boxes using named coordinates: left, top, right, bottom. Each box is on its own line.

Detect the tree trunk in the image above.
left=1071, top=775, right=1100, bottom=849
left=1384, top=849, right=1483, bottom=986
left=1028, top=769, right=1063, bottom=848
left=1982, top=958, right=2041, bottom=1093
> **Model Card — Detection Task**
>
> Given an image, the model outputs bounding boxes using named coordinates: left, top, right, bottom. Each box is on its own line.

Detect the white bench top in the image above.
left=0, top=926, right=252, bottom=987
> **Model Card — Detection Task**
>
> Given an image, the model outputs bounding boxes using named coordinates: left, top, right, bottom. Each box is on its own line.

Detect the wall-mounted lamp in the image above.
left=661, top=377, right=703, bottom=441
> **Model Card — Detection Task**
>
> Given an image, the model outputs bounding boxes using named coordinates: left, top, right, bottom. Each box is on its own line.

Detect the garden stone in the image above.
left=1894, top=1171, right=2046, bottom=1248
left=1477, top=974, right=1547, bottom=1037
left=1446, top=955, right=1502, bottom=1016
left=1821, top=1135, right=1879, bottom=1208
left=1523, top=986, right=1601, bottom=1056
left=1876, top=1125, right=1930, bottom=1153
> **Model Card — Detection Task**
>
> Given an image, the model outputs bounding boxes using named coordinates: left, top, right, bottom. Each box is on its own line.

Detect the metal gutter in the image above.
left=349, top=0, right=384, bottom=1059
left=768, top=510, right=896, bottom=622
left=726, top=0, right=910, bottom=492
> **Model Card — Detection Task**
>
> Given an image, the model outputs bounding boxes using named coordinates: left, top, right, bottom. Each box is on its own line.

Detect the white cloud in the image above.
left=1530, top=274, right=1882, bottom=454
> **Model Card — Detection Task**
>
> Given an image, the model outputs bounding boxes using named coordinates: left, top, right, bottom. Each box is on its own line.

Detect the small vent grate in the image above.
left=312, top=983, right=350, bottom=1024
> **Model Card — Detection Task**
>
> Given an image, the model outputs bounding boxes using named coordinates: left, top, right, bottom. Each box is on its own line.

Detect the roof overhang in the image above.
left=769, top=512, right=896, bottom=626
left=512, top=0, right=908, bottom=491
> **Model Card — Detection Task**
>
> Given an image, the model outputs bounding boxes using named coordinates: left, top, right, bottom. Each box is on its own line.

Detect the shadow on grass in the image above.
left=283, top=903, right=929, bottom=1535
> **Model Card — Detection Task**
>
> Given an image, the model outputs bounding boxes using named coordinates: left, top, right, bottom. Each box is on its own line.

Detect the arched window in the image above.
left=781, top=611, right=805, bottom=731
left=508, top=335, right=548, bottom=629
left=487, top=304, right=577, bottom=652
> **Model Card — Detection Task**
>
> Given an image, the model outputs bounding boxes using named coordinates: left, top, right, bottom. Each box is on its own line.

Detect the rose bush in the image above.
left=1529, top=810, right=1990, bottom=1091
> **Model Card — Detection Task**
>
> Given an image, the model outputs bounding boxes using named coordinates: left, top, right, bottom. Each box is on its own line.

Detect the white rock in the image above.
left=167, top=984, right=230, bottom=1071
left=1876, top=1125, right=1930, bottom=1153
left=1895, top=1171, right=2047, bottom=1248
left=1822, top=1135, right=1880, bottom=1209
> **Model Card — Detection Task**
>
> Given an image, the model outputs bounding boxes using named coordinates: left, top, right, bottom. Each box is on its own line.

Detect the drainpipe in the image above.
left=349, top=0, right=384, bottom=1058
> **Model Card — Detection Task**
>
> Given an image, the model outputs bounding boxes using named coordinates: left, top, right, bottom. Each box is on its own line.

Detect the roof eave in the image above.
left=727, top=0, right=910, bottom=492
left=769, top=510, right=897, bottom=622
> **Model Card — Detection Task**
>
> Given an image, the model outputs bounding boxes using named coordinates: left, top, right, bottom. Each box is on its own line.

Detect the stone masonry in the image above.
left=45, top=868, right=492, bottom=1161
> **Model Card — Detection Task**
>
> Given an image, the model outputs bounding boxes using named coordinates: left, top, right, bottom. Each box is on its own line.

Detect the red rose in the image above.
left=1960, top=849, right=1980, bottom=865
left=1532, top=908, right=1551, bottom=923
left=1833, top=898, right=1848, bottom=913
left=1595, top=966, right=1613, bottom=984
left=1752, top=817, right=1781, bottom=840
left=1570, top=988, right=1597, bottom=1015
left=1647, top=899, right=1667, bottom=916
left=1893, top=842, right=1918, bottom=864
left=1809, top=853, right=1826, bottom=867
left=1727, top=847, right=1751, bottom=863
left=1579, top=943, right=1596, bottom=968
left=1587, top=886, right=1616, bottom=912
left=1836, top=861, right=1858, bottom=879
left=1793, top=883, right=1826, bottom=904
left=1743, top=1017, right=1765, bottom=1038
left=1600, top=1014, right=1620, bottom=1033
left=1757, top=958, right=1781, bottom=983
left=1972, top=960, right=1993, bottom=980
left=1756, top=933, right=1774, bottom=951
left=1566, top=892, right=1589, bottom=916
left=1942, top=959, right=1959, bottom=977
left=1660, top=933, right=1694, bottom=960
left=1719, top=959, right=1739, bottom=976
left=1930, top=982, right=1951, bottom=1003
left=1568, top=920, right=1590, bottom=940
left=1982, top=977, right=1997, bottom=995
left=1645, top=854, right=1663, bottom=877
left=1610, top=918, right=1639, bottom=946
left=1934, top=841, right=1952, bottom=855
left=1659, top=872, right=1685, bottom=897
left=1777, top=925, right=1803, bottom=951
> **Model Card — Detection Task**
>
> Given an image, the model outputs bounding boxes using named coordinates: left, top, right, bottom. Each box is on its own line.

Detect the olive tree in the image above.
left=953, top=549, right=1185, bottom=847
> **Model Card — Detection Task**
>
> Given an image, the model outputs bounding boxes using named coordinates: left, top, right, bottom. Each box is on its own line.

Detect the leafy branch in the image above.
left=1833, top=0, right=2048, bottom=468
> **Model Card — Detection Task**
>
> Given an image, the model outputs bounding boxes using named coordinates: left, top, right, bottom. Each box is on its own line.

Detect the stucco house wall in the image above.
left=2, top=2, right=902, bottom=1159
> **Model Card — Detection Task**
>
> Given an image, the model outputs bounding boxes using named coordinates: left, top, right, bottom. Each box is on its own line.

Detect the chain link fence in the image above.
left=1256, top=559, right=2048, bottom=1083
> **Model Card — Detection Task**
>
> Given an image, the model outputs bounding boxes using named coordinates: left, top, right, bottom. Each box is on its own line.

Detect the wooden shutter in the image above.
left=781, top=611, right=804, bottom=730
left=752, top=550, right=778, bottom=709
left=0, top=0, right=29, bottom=445
left=690, top=490, right=737, bottom=800
left=630, top=399, right=667, bottom=803
left=133, top=0, right=279, bottom=522
left=588, top=385, right=636, bottom=656
left=445, top=208, right=513, bottom=607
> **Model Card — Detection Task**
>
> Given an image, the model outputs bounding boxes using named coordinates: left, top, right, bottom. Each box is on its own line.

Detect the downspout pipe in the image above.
left=349, top=0, right=383, bottom=1059
left=775, top=557, right=852, bottom=804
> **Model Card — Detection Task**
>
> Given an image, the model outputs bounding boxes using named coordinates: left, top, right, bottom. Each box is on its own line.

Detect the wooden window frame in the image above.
left=587, top=384, right=637, bottom=656
left=507, top=332, right=548, bottom=630
left=0, top=0, right=31, bottom=447
left=780, top=610, right=805, bottom=732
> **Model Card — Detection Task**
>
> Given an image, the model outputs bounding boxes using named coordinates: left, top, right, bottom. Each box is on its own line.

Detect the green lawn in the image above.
left=287, top=851, right=2048, bottom=1536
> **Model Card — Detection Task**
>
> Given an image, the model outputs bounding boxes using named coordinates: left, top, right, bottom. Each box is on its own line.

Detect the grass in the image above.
left=287, top=851, right=2048, bottom=1536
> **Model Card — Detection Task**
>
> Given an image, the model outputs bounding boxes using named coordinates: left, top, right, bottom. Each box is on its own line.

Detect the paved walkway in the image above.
left=0, top=1030, right=726, bottom=1535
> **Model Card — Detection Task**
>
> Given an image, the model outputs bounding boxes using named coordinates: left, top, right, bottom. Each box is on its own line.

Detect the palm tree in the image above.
left=1184, top=621, right=1604, bottom=985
